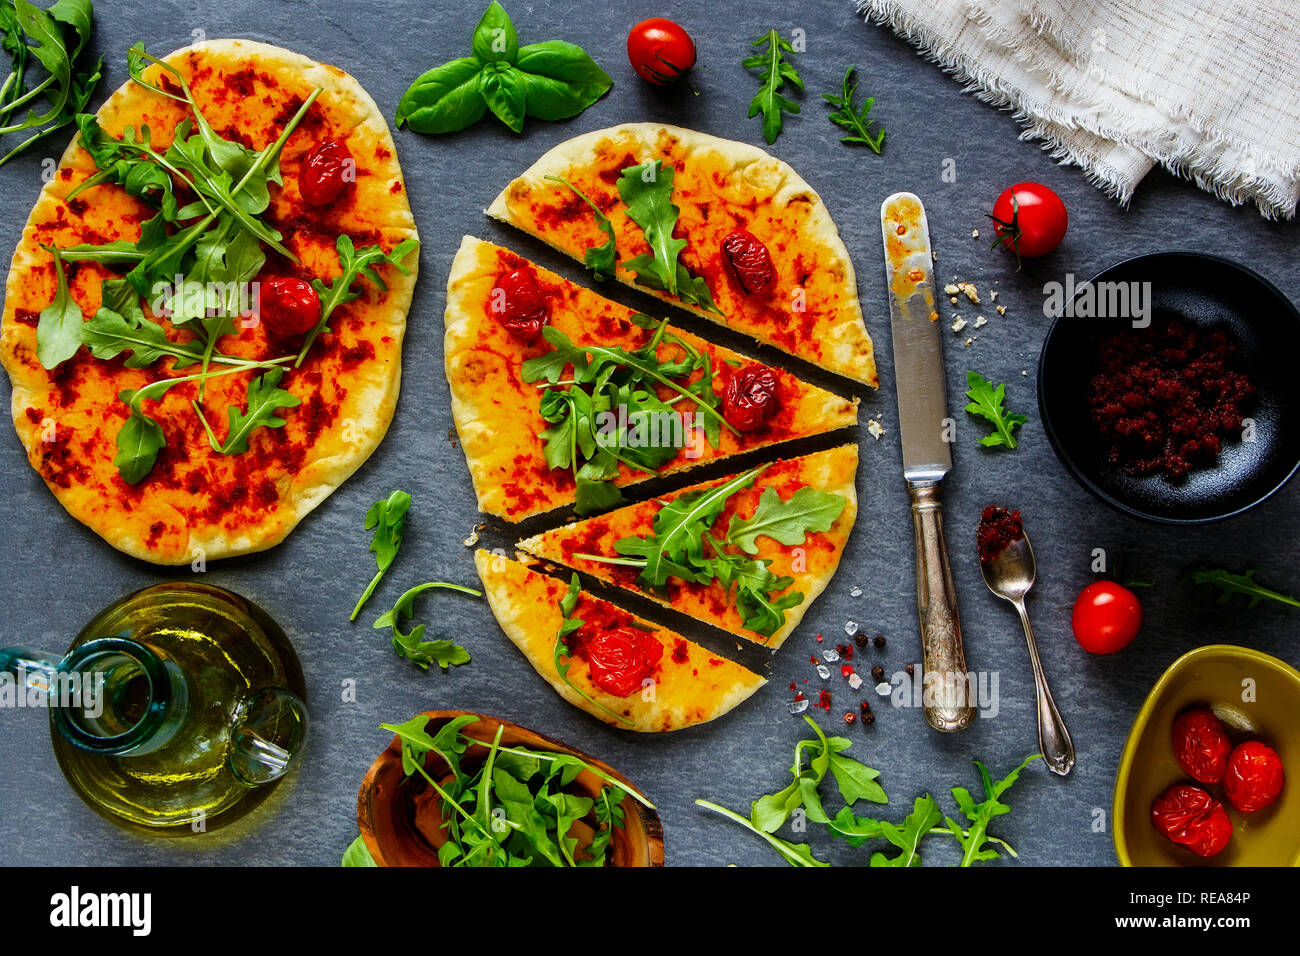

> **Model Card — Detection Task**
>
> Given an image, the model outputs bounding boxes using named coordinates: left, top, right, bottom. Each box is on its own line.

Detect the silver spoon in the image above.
left=979, top=529, right=1075, bottom=776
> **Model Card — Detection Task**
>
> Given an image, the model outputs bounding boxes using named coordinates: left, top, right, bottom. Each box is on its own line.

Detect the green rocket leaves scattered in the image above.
left=965, top=371, right=1027, bottom=450
left=373, top=582, right=482, bottom=670
left=352, top=491, right=413, bottom=621
left=698, top=720, right=1038, bottom=867
left=1188, top=568, right=1300, bottom=610
left=823, top=66, right=885, bottom=153
left=395, top=1, right=611, bottom=136
left=743, top=29, right=803, bottom=144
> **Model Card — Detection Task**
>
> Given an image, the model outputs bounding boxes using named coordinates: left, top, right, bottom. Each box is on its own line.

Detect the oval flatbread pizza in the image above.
left=487, top=122, right=877, bottom=386
left=1, top=39, right=418, bottom=564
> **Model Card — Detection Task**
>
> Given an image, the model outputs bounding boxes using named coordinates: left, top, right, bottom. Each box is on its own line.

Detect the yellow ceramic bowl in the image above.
left=1114, top=644, right=1300, bottom=866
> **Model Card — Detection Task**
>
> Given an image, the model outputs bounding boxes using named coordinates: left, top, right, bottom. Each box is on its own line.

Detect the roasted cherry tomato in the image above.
left=627, top=18, right=696, bottom=86
left=989, top=182, right=1067, bottom=265
left=1224, top=740, right=1285, bottom=813
left=489, top=268, right=549, bottom=342
left=1151, top=784, right=1233, bottom=858
left=721, top=229, right=776, bottom=295
left=1071, top=580, right=1142, bottom=654
left=258, top=277, right=320, bottom=336
left=299, top=139, right=354, bottom=207
left=1171, top=709, right=1232, bottom=784
left=581, top=626, right=664, bottom=698
left=722, top=363, right=780, bottom=431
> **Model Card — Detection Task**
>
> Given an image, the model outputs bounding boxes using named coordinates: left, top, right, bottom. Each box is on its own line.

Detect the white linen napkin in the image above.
left=857, top=0, right=1300, bottom=219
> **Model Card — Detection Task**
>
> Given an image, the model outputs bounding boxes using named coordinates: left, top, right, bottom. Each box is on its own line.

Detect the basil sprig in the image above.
left=395, top=1, right=611, bottom=135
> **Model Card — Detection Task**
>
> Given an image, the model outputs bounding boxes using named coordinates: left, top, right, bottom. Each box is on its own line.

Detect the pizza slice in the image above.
left=474, top=549, right=765, bottom=733
left=486, top=123, right=877, bottom=387
left=517, top=444, right=858, bottom=650
left=445, top=235, right=858, bottom=521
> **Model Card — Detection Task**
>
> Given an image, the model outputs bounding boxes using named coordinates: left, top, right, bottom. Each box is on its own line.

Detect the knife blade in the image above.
left=880, top=192, right=975, bottom=733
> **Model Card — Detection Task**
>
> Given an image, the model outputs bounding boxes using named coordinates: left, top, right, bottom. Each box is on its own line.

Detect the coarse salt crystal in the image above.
left=848, top=673, right=864, bottom=691
left=875, top=682, right=893, bottom=697
left=844, top=620, right=859, bottom=636
left=850, top=585, right=862, bottom=598
left=822, top=648, right=840, bottom=663
left=788, top=698, right=810, bottom=715
left=816, top=664, right=831, bottom=680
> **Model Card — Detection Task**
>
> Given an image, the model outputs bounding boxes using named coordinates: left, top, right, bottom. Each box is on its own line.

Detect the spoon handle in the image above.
left=1012, top=599, right=1075, bottom=776
left=909, top=482, right=975, bottom=732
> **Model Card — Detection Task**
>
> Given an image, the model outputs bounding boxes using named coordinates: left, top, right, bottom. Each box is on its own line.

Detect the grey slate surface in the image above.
left=0, top=0, right=1296, bottom=867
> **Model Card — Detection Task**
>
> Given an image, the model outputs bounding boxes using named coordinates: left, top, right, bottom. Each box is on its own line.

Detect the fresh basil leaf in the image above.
left=477, top=62, right=528, bottom=133
left=395, top=56, right=487, bottom=133
left=471, top=0, right=518, bottom=64
left=340, top=835, right=377, bottom=867
left=516, top=40, right=612, bottom=120
left=35, top=246, right=82, bottom=368
left=728, top=485, right=847, bottom=555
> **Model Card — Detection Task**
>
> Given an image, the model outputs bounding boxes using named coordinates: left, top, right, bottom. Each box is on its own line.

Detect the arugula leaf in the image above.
left=870, top=795, right=942, bottom=867
left=0, top=0, right=101, bottom=168
left=81, top=307, right=197, bottom=369
left=551, top=573, right=635, bottom=727
left=34, top=245, right=81, bottom=368
left=696, top=798, right=828, bottom=867
left=743, top=29, right=803, bottom=144
left=340, top=835, right=377, bottom=867
left=822, top=66, right=885, bottom=153
left=965, top=370, right=1027, bottom=449
left=371, top=581, right=482, bottom=670
left=112, top=399, right=165, bottom=485
left=297, top=235, right=419, bottom=365
left=949, top=754, right=1040, bottom=867
left=351, top=490, right=412, bottom=620
left=1188, top=568, right=1300, bottom=610
left=545, top=174, right=616, bottom=281
left=207, top=366, right=300, bottom=455
left=727, top=485, right=847, bottom=555
left=394, top=2, right=610, bottom=136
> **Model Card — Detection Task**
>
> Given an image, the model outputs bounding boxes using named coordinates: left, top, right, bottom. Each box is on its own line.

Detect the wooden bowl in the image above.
left=357, top=711, right=665, bottom=867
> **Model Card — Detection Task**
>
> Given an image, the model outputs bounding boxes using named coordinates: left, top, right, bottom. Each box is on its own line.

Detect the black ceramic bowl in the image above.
left=1038, top=252, right=1300, bottom=523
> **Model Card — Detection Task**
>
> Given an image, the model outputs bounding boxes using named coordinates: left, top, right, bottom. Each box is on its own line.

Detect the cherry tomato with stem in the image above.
left=1071, top=580, right=1142, bottom=654
left=988, top=182, right=1067, bottom=268
left=627, top=18, right=696, bottom=86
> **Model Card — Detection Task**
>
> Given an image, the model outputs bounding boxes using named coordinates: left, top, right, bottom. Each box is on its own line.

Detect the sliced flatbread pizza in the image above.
left=1, top=40, right=418, bottom=564
left=474, top=549, right=765, bottom=732
left=486, top=122, right=877, bottom=386
left=445, top=235, right=857, bottom=521
left=518, top=444, right=858, bottom=649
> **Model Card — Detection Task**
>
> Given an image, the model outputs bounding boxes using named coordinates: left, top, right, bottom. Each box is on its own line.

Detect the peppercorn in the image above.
left=871, top=664, right=885, bottom=681
left=853, top=633, right=870, bottom=649
left=862, top=711, right=876, bottom=725
left=905, top=664, right=915, bottom=677
left=873, top=634, right=886, bottom=649
left=859, top=700, right=872, bottom=713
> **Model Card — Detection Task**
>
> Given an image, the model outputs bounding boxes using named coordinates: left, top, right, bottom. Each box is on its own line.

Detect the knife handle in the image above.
left=909, top=482, right=975, bottom=733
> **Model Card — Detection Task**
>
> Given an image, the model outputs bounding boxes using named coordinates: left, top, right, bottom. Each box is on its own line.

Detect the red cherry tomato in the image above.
left=581, top=626, right=664, bottom=698
left=489, top=268, right=549, bottom=342
left=258, top=277, right=320, bottom=336
left=299, top=139, right=354, bottom=207
left=989, top=182, right=1067, bottom=263
left=1171, top=709, right=1232, bottom=784
left=1151, top=784, right=1233, bottom=858
left=627, top=18, right=696, bottom=86
left=1071, top=580, right=1142, bottom=654
left=721, top=229, right=777, bottom=295
left=1223, top=740, right=1285, bottom=813
left=721, top=363, right=780, bottom=432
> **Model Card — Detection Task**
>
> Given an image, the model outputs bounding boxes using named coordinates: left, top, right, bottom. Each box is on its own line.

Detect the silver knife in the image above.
left=880, top=192, right=975, bottom=733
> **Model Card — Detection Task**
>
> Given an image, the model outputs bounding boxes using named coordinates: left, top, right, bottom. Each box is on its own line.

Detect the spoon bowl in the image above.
left=978, top=522, right=1075, bottom=777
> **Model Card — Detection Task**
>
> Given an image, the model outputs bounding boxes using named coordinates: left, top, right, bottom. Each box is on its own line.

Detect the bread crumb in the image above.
left=943, top=284, right=960, bottom=295
left=957, top=282, right=980, bottom=304
left=974, top=315, right=987, bottom=329
left=950, top=316, right=967, bottom=332
left=996, top=304, right=1007, bottom=315
left=866, top=419, right=886, bottom=440
left=963, top=337, right=974, bottom=347
left=971, top=228, right=980, bottom=239
left=990, top=290, right=999, bottom=302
